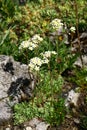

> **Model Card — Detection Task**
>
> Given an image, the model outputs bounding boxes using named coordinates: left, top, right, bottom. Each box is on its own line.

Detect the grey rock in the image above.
left=23, top=118, right=50, bottom=130
left=74, top=55, right=87, bottom=67
left=65, top=90, right=80, bottom=107
left=0, top=98, right=12, bottom=125
left=72, top=32, right=87, bottom=54
left=36, top=122, right=50, bottom=130
left=0, top=55, right=36, bottom=125
left=72, top=32, right=87, bottom=44
left=26, top=118, right=41, bottom=128
left=73, top=118, right=80, bottom=124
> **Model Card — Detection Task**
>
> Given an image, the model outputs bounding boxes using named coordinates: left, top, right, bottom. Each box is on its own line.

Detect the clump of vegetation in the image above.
left=14, top=72, right=65, bottom=125
left=0, top=0, right=87, bottom=128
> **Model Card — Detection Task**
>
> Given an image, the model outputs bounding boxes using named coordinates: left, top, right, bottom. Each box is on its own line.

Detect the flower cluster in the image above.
left=41, top=51, right=57, bottom=64
left=28, top=57, right=43, bottom=71
left=41, top=51, right=57, bottom=58
left=31, top=34, right=43, bottom=44
left=70, top=26, right=76, bottom=33
left=19, top=41, right=28, bottom=49
left=19, top=40, right=38, bottom=50
left=19, top=34, right=43, bottom=51
left=28, top=51, right=57, bottom=72
left=50, top=18, right=63, bottom=31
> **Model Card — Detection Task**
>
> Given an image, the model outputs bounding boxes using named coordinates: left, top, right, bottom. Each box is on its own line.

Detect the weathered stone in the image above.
left=23, top=118, right=50, bottom=130
left=74, top=55, right=87, bottom=68
left=73, top=118, right=80, bottom=124
left=0, top=55, right=36, bottom=125
left=65, top=90, right=80, bottom=107
left=72, top=32, right=87, bottom=54
left=72, top=32, right=87, bottom=45
left=26, top=118, right=40, bottom=128
left=36, top=122, right=50, bottom=130
left=0, top=98, right=12, bottom=125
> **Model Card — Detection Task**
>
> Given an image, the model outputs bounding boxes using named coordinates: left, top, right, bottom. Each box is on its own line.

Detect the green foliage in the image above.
left=0, top=0, right=15, bottom=18
left=80, top=116, right=87, bottom=130
left=68, top=67, right=87, bottom=87
left=14, top=72, right=65, bottom=125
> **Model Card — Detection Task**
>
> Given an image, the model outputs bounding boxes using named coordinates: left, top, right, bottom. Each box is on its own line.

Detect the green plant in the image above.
left=80, top=116, right=87, bottom=130
left=0, top=0, right=15, bottom=19
left=67, top=67, right=87, bottom=87
left=0, top=0, right=87, bottom=128
left=14, top=72, right=65, bottom=126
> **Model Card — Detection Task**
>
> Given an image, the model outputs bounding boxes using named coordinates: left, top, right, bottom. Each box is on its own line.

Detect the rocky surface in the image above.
left=0, top=118, right=50, bottom=130
left=65, top=89, right=80, bottom=107
left=0, top=55, right=36, bottom=126
left=74, top=55, right=87, bottom=68
left=72, top=32, right=87, bottom=54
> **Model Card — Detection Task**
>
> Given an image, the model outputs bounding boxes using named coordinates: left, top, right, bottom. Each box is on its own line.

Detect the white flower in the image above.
left=19, top=40, right=38, bottom=50
left=19, top=40, right=30, bottom=49
left=28, top=40, right=38, bottom=50
left=30, top=57, right=43, bottom=66
left=34, top=66, right=40, bottom=71
left=31, top=34, right=43, bottom=44
left=28, top=57, right=43, bottom=71
left=28, top=51, right=57, bottom=71
left=42, top=58, right=49, bottom=64
left=70, top=26, right=76, bottom=33
left=50, top=18, right=63, bottom=31
left=42, top=51, right=51, bottom=58
left=28, top=62, right=35, bottom=68
left=51, top=51, right=57, bottom=55
left=41, top=51, right=57, bottom=59
left=40, top=51, right=57, bottom=65
left=19, top=34, right=43, bottom=51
